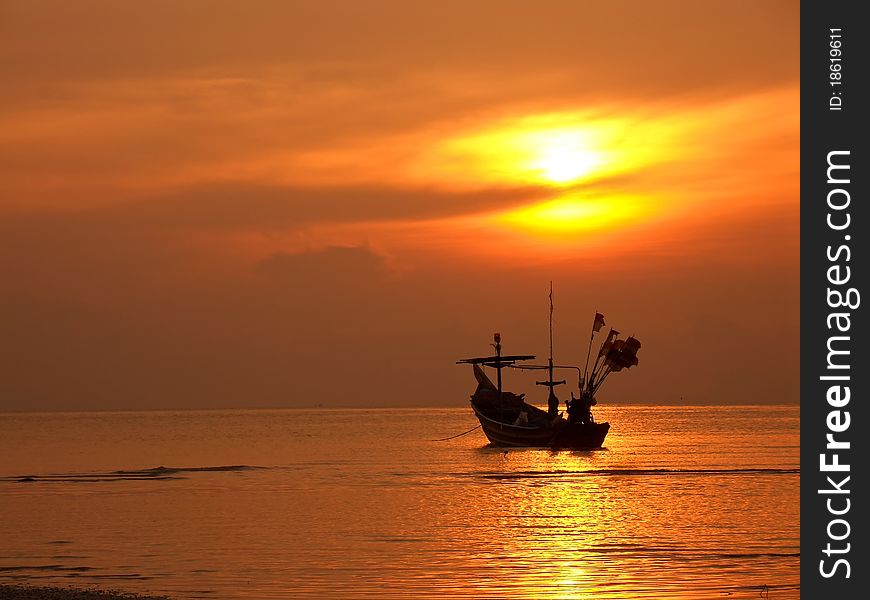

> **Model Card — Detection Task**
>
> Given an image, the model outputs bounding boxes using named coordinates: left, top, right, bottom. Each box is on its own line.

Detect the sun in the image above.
left=424, top=113, right=624, bottom=188
left=408, top=111, right=679, bottom=239
left=527, top=130, right=603, bottom=184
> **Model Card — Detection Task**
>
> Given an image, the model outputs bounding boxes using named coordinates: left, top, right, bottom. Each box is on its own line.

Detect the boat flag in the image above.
left=593, top=312, right=606, bottom=332
left=604, top=336, right=641, bottom=371
left=598, top=329, right=619, bottom=357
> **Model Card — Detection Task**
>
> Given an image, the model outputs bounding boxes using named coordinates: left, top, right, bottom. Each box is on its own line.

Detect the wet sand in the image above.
left=0, top=585, right=169, bottom=600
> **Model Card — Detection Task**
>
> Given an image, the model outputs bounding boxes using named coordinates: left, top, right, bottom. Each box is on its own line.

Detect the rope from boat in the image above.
left=431, top=424, right=481, bottom=441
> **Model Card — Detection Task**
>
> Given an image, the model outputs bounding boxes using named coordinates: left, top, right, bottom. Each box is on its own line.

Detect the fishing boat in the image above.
left=457, top=286, right=641, bottom=449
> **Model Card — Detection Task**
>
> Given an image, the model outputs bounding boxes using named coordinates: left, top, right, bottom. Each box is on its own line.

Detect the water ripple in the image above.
left=1, top=465, right=264, bottom=484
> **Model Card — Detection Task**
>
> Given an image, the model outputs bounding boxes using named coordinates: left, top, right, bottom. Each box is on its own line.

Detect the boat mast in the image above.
left=493, top=332, right=503, bottom=422
left=493, top=332, right=502, bottom=400
left=582, top=310, right=596, bottom=392
left=548, top=282, right=554, bottom=384
left=536, top=282, right=565, bottom=415
left=456, top=346, right=536, bottom=426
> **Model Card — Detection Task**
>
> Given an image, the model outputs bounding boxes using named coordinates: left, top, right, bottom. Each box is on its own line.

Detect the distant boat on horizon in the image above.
left=457, top=285, right=641, bottom=449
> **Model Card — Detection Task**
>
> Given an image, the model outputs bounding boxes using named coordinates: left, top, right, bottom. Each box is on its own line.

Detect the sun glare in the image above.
left=424, top=114, right=628, bottom=188
left=497, top=194, right=647, bottom=234
left=402, top=100, right=789, bottom=248
left=528, top=130, right=603, bottom=184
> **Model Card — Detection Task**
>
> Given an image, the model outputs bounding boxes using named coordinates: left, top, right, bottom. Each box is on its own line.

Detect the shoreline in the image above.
left=0, top=585, right=170, bottom=600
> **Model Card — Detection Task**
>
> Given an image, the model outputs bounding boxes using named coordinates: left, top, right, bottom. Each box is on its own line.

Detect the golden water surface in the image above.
left=0, top=406, right=799, bottom=599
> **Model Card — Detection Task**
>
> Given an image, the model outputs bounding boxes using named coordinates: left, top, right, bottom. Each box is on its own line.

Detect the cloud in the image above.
left=2, top=1, right=798, bottom=95
left=129, top=183, right=542, bottom=229
left=1, top=1, right=798, bottom=207
left=0, top=1, right=799, bottom=411
left=256, top=245, right=388, bottom=284
left=0, top=182, right=543, bottom=246
left=0, top=206, right=799, bottom=411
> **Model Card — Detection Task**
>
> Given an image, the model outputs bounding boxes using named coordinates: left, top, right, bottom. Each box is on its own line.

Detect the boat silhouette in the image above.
left=457, top=285, right=640, bottom=449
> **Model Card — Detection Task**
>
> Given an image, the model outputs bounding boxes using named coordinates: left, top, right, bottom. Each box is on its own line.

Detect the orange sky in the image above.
left=0, top=1, right=799, bottom=410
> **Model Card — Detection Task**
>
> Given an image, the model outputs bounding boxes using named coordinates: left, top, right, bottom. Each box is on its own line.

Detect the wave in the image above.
left=112, top=465, right=259, bottom=476
left=1, top=465, right=263, bottom=484
left=470, top=467, right=799, bottom=480
left=578, top=545, right=800, bottom=559
left=0, top=565, right=94, bottom=573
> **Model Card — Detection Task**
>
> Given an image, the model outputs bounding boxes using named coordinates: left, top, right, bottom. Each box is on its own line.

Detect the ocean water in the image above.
left=0, top=406, right=799, bottom=599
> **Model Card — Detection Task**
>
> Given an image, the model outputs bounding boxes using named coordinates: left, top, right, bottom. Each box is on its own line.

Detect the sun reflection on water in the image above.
left=0, top=407, right=800, bottom=599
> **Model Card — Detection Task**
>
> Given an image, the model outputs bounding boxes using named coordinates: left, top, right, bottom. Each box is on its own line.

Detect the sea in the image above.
left=0, top=406, right=799, bottom=599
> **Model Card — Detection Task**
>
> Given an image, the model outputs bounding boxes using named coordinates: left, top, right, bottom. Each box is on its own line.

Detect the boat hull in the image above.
left=471, top=403, right=609, bottom=449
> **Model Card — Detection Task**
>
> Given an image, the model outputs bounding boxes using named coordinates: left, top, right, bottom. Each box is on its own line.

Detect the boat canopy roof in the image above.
left=456, top=354, right=535, bottom=366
